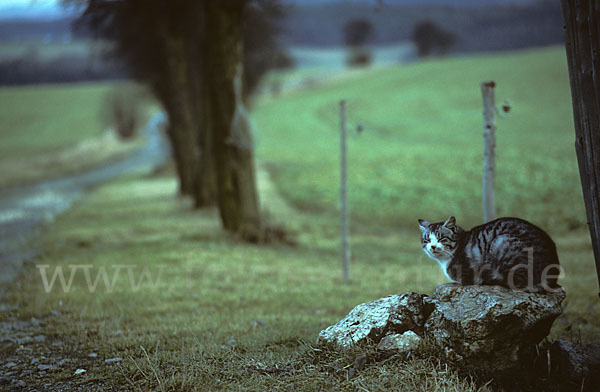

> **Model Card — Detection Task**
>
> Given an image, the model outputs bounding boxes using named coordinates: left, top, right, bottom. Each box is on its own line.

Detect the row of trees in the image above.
left=71, top=0, right=288, bottom=241
left=342, top=17, right=457, bottom=67
left=69, top=0, right=451, bottom=243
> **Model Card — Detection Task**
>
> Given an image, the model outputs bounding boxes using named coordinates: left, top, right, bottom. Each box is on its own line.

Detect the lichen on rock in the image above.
left=317, top=292, right=431, bottom=347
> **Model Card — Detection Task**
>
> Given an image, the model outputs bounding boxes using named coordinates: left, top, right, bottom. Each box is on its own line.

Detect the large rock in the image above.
left=317, top=292, right=431, bottom=347
left=317, top=284, right=566, bottom=371
left=425, top=284, right=566, bottom=370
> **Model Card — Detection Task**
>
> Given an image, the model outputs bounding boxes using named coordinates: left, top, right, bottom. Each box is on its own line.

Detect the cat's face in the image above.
left=418, top=216, right=460, bottom=262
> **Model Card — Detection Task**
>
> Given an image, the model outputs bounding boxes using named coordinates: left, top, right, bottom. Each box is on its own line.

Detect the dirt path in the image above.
left=0, top=113, right=170, bottom=299
left=0, top=113, right=170, bottom=390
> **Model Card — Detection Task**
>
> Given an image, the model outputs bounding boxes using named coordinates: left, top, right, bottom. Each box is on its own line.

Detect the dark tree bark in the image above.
left=193, top=91, right=218, bottom=208
left=190, top=14, right=218, bottom=208
left=160, top=32, right=203, bottom=198
left=561, top=0, right=600, bottom=295
left=204, top=0, right=262, bottom=241
left=77, top=0, right=218, bottom=206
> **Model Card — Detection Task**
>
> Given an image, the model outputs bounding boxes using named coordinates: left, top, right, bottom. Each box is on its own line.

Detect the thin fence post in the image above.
left=340, top=100, right=350, bottom=283
left=481, top=81, right=497, bottom=223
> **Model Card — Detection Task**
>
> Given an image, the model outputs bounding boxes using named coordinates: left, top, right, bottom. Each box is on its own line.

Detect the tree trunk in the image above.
left=561, top=0, right=600, bottom=296
left=189, top=24, right=218, bottom=208
left=165, top=120, right=192, bottom=196
left=204, top=1, right=262, bottom=241
left=193, top=98, right=218, bottom=208
left=159, top=32, right=218, bottom=207
left=164, top=39, right=202, bottom=198
left=160, top=88, right=197, bottom=197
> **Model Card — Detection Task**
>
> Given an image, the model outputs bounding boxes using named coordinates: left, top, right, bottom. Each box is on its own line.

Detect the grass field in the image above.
left=254, top=46, right=584, bottom=232
left=0, top=82, right=147, bottom=188
left=3, top=46, right=599, bottom=391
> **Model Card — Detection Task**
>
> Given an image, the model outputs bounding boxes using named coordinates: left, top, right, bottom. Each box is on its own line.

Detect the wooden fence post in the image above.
left=481, top=81, right=497, bottom=223
left=340, top=100, right=350, bottom=284
left=561, top=0, right=600, bottom=297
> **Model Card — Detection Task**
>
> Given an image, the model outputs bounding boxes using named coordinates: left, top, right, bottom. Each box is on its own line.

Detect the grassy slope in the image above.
left=3, top=47, right=599, bottom=390
left=0, top=82, right=145, bottom=188
left=254, top=46, right=584, bottom=231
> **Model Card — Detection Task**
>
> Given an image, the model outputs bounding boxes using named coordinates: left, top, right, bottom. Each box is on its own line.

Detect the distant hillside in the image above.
left=0, top=17, right=128, bottom=86
left=283, top=0, right=539, bottom=5
left=281, top=1, right=564, bottom=52
left=0, top=1, right=563, bottom=85
left=0, top=17, right=74, bottom=42
left=0, top=1, right=563, bottom=54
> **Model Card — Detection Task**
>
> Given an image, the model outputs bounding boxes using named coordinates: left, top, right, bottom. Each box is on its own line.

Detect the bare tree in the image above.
left=101, top=84, right=144, bottom=140
left=74, top=0, right=214, bottom=204
left=73, top=0, right=285, bottom=240
left=342, top=18, right=374, bottom=67
left=412, top=20, right=456, bottom=57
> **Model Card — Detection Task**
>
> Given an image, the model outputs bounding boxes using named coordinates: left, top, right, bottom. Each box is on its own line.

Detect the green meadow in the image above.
left=254, top=46, right=584, bottom=231
left=3, top=46, right=599, bottom=390
left=0, top=83, right=111, bottom=157
left=0, top=82, right=145, bottom=187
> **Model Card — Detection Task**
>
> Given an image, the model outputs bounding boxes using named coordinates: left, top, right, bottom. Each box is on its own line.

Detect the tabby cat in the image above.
left=418, top=216, right=561, bottom=292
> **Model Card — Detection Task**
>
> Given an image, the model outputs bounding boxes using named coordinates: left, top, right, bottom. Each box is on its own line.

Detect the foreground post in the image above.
left=340, top=100, right=350, bottom=283
left=481, top=81, right=497, bottom=223
left=561, top=0, right=600, bottom=297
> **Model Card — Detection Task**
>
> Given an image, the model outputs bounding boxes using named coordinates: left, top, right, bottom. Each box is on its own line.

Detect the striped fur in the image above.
left=418, top=216, right=561, bottom=292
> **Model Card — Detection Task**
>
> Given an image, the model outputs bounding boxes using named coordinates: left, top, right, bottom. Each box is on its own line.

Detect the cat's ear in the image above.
left=444, top=216, right=456, bottom=229
left=418, top=219, right=430, bottom=232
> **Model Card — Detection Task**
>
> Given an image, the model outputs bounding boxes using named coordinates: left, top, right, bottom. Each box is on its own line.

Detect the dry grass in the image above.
left=0, top=130, right=143, bottom=188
